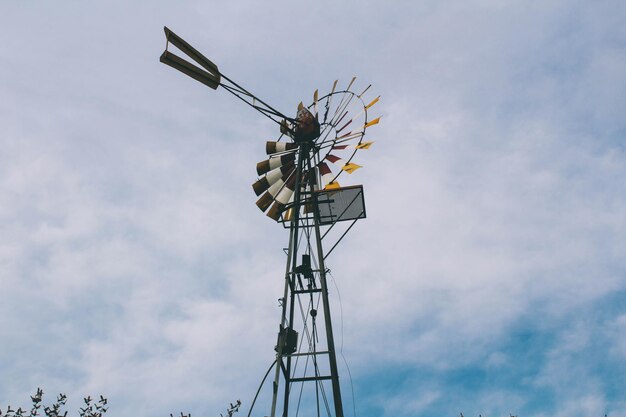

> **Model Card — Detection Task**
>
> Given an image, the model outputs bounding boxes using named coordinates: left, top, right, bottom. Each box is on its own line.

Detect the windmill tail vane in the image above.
left=160, top=26, right=296, bottom=129
left=160, top=26, right=382, bottom=417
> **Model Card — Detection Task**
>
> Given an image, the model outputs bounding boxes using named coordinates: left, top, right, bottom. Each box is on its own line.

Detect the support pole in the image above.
left=312, top=187, right=344, bottom=417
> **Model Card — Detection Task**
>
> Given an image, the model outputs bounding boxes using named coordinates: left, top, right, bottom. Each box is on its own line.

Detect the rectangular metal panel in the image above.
left=315, top=185, right=366, bottom=225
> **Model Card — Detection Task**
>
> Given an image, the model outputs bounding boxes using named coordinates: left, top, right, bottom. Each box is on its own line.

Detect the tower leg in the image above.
left=313, top=191, right=344, bottom=417
left=268, top=145, right=344, bottom=417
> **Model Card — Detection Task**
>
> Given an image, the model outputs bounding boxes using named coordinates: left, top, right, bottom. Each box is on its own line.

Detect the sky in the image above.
left=1, top=1, right=626, bottom=416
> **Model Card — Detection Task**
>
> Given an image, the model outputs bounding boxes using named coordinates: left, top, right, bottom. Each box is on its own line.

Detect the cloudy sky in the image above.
left=2, top=1, right=625, bottom=416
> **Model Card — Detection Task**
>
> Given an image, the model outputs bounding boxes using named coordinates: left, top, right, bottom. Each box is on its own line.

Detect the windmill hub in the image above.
left=293, top=105, right=320, bottom=143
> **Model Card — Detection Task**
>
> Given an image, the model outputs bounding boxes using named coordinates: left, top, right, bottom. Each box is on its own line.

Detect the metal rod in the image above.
left=220, top=73, right=292, bottom=122
left=312, top=177, right=345, bottom=417
left=279, top=145, right=307, bottom=417
left=320, top=189, right=363, bottom=240
left=323, top=215, right=362, bottom=261
left=269, top=151, right=302, bottom=417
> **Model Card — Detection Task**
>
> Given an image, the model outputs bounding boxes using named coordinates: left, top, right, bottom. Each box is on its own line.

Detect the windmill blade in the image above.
left=266, top=175, right=297, bottom=220
left=256, top=191, right=275, bottom=212
left=341, top=162, right=362, bottom=173
left=365, top=96, right=380, bottom=109
left=325, top=154, right=362, bottom=174
left=255, top=167, right=297, bottom=211
left=326, top=88, right=361, bottom=132
left=331, top=142, right=374, bottom=150
left=255, top=176, right=289, bottom=211
left=267, top=199, right=289, bottom=220
left=356, top=141, right=374, bottom=149
left=336, top=131, right=364, bottom=142
left=328, top=86, right=378, bottom=132
left=364, top=116, right=381, bottom=128
left=336, top=118, right=353, bottom=134
left=335, top=96, right=381, bottom=134
left=322, top=116, right=380, bottom=149
left=319, top=130, right=363, bottom=151
left=325, top=154, right=344, bottom=165
left=266, top=141, right=298, bottom=155
left=252, top=162, right=295, bottom=196
left=160, top=27, right=221, bottom=90
left=266, top=172, right=290, bottom=196
left=315, top=106, right=349, bottom=149
left=283, top=206, right=295, bottom=222
left=318, top=162, right=335, bottom=187
left=334, top=111, right=349, bottom=129
left=266, top=163, right=295, bottom=186
left=317, top=95, right=381, bottom=153
left=256, top=153, right=296, bottom=176
left=346, top=76, right=357, bottom=91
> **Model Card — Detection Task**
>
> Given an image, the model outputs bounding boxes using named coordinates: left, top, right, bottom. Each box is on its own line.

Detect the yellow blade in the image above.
left=364, top=117, right=381, bottom=128
left=325, top=181, right=341, bottom=190
left=365, top=96, right=380, bottom=109
left=298, top=102, right=304, bottom=111
left=331, top=80, right=338, bottom=93
left=356, top=141, right=374, bottom=149
left=314, top=89, right=318, bottom=102
left=342, top=162, right=362, bottom=174
left=284, top=207, right=294, bottom=222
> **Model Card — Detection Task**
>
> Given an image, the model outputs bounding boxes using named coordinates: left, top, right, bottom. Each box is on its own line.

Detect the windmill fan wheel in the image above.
left=252, top=77, right=381, bottom=222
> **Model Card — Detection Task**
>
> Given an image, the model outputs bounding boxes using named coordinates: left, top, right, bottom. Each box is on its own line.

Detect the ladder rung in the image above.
left=290, top=376, right=332, bottom=383
left=293, top=289, right=322, bottom=294
left=290, top=351, right=329, bottom=357
left=288, top=269, right=323, bottom=275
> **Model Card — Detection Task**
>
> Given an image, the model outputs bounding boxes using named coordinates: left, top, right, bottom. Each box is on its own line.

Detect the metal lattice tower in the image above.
left=160, top=27, right=380, bottom=417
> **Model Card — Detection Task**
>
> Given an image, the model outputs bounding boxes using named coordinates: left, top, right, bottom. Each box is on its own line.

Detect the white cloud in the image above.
left=1, top=1, right=625, bottom=416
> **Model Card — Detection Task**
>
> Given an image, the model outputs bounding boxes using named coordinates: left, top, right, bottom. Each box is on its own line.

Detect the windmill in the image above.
left=160, top=27, right=381, bottom=417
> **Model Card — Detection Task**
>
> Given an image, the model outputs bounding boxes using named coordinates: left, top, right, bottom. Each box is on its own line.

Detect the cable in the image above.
left=246, top=359, right=277, bottom=417
left=328, top=269, right=357, bottom=417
